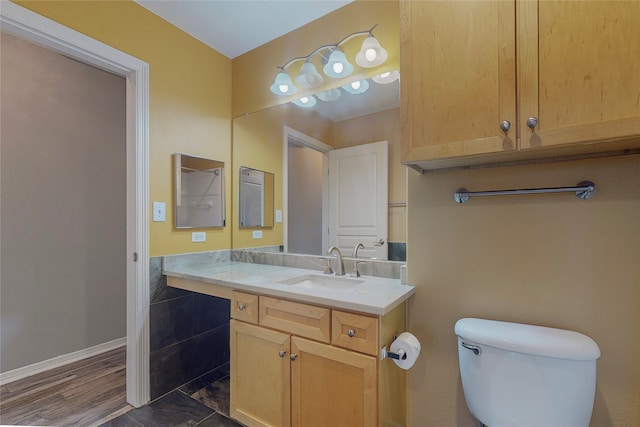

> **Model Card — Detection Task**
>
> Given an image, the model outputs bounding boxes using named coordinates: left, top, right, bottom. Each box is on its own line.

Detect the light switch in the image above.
left=252, top=230, right=263, bottom=239
left=192, top=232, right=206, bottom=242
left=275, top=210, right=282, bottom=223
left=152, top=202, right=166, bottom=222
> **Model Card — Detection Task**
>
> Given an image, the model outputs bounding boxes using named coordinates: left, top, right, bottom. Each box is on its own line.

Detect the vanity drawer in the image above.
left=231, top=291, right=259, bottom=324
left=259, top=296, right=331, bottom=343
left=332, top=310, right=378, bottom=356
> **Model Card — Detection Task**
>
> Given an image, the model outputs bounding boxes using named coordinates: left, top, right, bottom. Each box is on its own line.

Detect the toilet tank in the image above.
left=455, top=318, right=601, bottom=427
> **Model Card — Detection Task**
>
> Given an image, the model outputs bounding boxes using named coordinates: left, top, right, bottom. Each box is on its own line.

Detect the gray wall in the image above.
left=288, top=143, right=323, bottom=255
left=1, top=33, right=127, bottom=372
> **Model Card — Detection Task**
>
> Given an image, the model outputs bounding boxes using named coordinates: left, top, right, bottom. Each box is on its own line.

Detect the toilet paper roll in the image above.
left=390, top=332, right=421, bottom=370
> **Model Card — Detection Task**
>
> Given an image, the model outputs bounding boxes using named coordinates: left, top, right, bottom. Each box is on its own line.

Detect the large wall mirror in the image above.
left=231, top=1, right=405, bottom=261
left=174, top=153, right=225, bottom=228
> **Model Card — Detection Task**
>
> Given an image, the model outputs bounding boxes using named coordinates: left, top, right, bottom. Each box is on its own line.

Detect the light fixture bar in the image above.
left=277, top=24, right=378, bottom=71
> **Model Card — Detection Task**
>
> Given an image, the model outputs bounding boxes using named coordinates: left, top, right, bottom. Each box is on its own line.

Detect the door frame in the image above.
left=282, top=126, right=332, bottom=254
left=1, top=3, right=150, bottom=407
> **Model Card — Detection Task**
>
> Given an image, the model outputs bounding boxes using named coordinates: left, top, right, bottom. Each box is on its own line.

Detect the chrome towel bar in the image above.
left=454, top=181, right=596, bottom=204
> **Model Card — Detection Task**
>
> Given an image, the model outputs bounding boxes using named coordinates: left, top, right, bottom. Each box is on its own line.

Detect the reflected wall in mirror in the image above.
left=239, top=166, right=274, bottom=228
left=174, top=153, right=225, bottom=228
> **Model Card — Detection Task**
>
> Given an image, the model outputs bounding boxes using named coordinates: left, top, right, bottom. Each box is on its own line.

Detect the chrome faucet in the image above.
left=350, top=243, right=364, bottom=277
left=327, top=246, right=345, bottom=276
left=352, top=242, right=364, bottom=258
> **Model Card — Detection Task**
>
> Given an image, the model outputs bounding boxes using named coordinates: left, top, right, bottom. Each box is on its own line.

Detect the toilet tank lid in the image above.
left=455, top=318, right=601, bottom=361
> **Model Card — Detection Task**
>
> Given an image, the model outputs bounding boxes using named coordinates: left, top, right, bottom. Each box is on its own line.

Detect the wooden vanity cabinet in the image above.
left=230, top=292, right=407, bottom=427
left=230, top=319, right=291, bottom=427
left=400, top=0, right=640, bottom=170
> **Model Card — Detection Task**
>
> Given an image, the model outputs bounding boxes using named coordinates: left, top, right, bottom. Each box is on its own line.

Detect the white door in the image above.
left=328, top=141, right=388, bottom=260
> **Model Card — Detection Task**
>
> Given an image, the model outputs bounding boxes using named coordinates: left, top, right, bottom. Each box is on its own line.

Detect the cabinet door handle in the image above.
left=238, top=303, right=245, bottom=311
left=347, top=329, right=356, bottom=337
left=278, top=350, right=286, bottom=358
left=290, top=354, right=298, bottom=361
left=500, top=120, right=511, bottom=133
left=527, top=116, right=538, bottom=131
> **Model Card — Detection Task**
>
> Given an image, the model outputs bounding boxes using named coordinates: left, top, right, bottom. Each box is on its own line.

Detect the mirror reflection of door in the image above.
left=328, top=141, right=388, bottom=260
left=285, top=127, right=388, bottom=260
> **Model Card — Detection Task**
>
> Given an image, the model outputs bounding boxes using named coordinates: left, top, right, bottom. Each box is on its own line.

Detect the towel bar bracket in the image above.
left=454, top=181, right=596, bottom=204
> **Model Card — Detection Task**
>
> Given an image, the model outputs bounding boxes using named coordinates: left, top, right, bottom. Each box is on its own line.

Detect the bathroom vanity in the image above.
left=164, top=258, right=414, bottom=427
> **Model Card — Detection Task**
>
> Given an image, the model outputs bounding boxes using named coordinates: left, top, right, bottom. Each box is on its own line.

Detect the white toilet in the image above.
left=455, top=318, right=601, bottom=427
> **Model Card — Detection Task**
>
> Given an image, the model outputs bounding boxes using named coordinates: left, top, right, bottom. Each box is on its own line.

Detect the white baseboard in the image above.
left=0, top=337, right=126, bottom=386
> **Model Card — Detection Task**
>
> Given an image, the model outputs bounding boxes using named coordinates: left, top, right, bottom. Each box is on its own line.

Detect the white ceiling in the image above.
left=135, top=0, right=353, bottom=59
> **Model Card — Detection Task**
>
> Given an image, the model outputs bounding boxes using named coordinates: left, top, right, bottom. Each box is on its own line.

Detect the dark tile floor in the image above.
left=100, top=363, right=243, bottom=427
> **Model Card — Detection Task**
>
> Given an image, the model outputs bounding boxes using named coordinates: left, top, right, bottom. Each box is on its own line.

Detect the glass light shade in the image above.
left=372, top=70, right=400, bottom=84
left=342, top=79, right=370, bottom=95
left=295, top=60, right=324, bottom=88
left=316, top=88, right=341, bottom=102
left=323, top=50, right=354, bottom=78
left=292, top=95, right=317, bottom=108
left=355, top=36, right=388, bottom=68
left=270, top=71, right=297, bottom=95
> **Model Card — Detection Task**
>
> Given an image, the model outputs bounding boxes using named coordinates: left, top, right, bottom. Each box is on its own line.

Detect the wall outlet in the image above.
left=192, top=232, right=206, bottom=242
left=252, top=230, right=263, bottom=239
left=152, top=202, right=166, bottom=222
left=275, top=210, right=282, bottom=223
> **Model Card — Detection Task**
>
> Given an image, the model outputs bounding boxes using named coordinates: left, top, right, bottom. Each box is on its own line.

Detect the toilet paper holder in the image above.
left=380, top=345, right=407, bottom=361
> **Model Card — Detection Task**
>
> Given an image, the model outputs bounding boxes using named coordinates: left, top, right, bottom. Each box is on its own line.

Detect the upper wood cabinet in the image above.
left=401, top=0, right=640, bottom=171
left=518, top=1, right=640, bottom=149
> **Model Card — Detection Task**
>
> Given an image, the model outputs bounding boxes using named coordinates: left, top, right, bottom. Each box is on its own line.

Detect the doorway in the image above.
left=1, top=3, right=150, bottom=407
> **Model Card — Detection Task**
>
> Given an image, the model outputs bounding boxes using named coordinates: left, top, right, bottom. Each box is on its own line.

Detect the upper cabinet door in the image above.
left=518, top=1, right=640, bottom=149
left=401, top=0, right=516, bottom=163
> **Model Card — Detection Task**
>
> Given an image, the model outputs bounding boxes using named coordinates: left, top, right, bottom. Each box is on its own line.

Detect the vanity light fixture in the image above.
left=323, top=49, right=354, bottom=78
left=316, top=88, right=341, bottom=102
left=293, top=95, right=317, bottom=108
left=269, top=24, right=387, bottom=96
left=355, top=35, right=388, bottom=68
left=269, top=70, right=297, bottom=95
left=342, top=79, right=370, bottom=95
left=372, top=70, right=400, bottom=84
left=295, top=59, right=324, bottom=88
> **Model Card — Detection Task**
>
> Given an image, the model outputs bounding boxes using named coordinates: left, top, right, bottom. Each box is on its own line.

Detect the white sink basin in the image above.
left=278, top=274, right=364, bottom=290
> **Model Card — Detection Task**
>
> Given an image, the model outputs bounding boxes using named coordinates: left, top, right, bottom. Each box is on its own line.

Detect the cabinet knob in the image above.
left=347, top=329, right=356, bottom=338
left=278, top=350, right=286, bottom=358
left=527, top=116, right=538, bottom=130
left=238, top=303, right=245, bottom=311
left=500, top=120, right=511, bottom=133
left=290, top=354, right=298, bottom=361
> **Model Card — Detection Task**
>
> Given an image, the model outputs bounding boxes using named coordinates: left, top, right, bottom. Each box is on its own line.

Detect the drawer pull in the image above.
left=238, top=303, right=245, bottom=311
left=348, top=329, right=356, bottom=337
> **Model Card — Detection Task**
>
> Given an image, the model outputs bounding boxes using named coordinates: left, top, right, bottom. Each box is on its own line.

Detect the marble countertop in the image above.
left=163, top=261, right=415, bottom=315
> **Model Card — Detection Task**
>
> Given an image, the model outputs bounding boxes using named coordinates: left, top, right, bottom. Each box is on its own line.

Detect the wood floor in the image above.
left=0, top=346, right=131, bottom=426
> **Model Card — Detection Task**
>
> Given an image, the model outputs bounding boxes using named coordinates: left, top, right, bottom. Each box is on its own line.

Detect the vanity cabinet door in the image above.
left=518, top=1, right=640, bottom=150
left=400, top=0, right=517, bottom=163
left=291, top=336, right=377, bottom=427
left=230, top=320, right=291, bottom=427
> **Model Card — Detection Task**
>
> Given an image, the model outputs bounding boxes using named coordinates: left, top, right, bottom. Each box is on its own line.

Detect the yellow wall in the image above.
left=232, top=104, right=333, bottom=249
left=13, top=0, right=233, bottom=256
left=232, top=0, right=400, bottom=117
left=407, top=155, right=640, bottom=426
